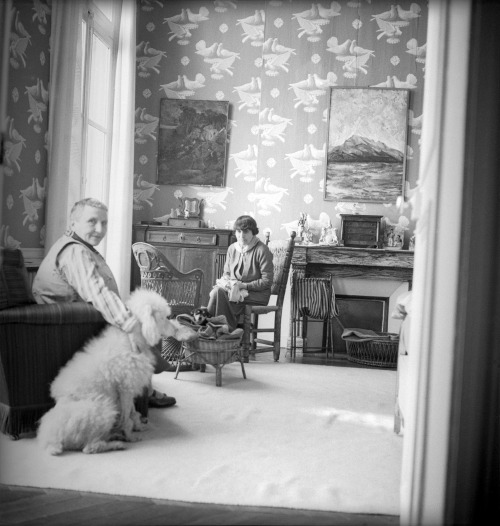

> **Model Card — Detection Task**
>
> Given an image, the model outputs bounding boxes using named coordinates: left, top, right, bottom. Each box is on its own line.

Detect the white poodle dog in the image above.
left=37, top=288, right=197, bottom=455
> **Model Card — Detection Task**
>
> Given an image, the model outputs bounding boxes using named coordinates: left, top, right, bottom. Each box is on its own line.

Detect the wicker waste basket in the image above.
left=175, top=337, right=246, bottom=387
left=342, top=330, right=399, bottom=368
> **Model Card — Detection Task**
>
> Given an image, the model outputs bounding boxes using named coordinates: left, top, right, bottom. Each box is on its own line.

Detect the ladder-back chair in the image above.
left=132, top=242, right=204, bottom=365
left=241, top=231, right=296, bottom=362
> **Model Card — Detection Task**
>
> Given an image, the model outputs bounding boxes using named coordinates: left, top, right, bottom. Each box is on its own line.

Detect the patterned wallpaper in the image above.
left=1, top=0, right=427, bottom=252
left=134, top=0, right=427, bottom=246
left=2, top=0, right=51, bottom=252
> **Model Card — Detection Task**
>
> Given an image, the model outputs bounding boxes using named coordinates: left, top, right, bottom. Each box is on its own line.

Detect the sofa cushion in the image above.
left=0, top=248, right=35, bottom=310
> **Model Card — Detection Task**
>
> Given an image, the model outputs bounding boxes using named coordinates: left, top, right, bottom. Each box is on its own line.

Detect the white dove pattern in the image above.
left=259, top=108, right=293, bottom=146
left=230, top=145, right=259, bottom=181
left=136, top=41, right=167, bottom=77
left=10, top=10, right=31, bottom=69
left=406, top=38, right=427, bottom=64
left=197, top=188, right=233, bottom=213
left=262, top=38, right=296, bottom=77
left=233, top=77, right=261, bottom=114
left=236, top=10, right=265, bottom=46
left=248, top=190, right=287, bottom=216
left=25, top=79, right=48, bottom=133
left=289, top=74, right=328, bottom=112
left=135, top=108, right=159, bottom=143
left=0, top=226, right=22, bottom=249
left=4, top=118, right=26, bottom=172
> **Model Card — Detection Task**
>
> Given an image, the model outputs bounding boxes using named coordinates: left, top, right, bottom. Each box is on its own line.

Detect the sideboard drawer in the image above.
left=146, top=230, right=218, bottom=246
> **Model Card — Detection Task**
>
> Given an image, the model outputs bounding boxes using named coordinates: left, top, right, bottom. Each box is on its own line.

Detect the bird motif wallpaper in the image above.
left=134, top=0, right=427, bottom=245
left=1, top=0, right=427, bottom=253
left=2, top=0, right=51, bottom=251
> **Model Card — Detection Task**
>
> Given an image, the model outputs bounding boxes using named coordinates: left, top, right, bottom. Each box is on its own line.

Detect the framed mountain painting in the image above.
left=324, top=87, right=409, bottom=203
left=157, top=99, right=229, bottom=186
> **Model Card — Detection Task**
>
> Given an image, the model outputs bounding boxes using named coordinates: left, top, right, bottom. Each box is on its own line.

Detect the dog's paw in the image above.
left=125, top=434, right=142, bottom=443
left=83, top=441, right=127, bottom=453
left=133, top=422, right=148, bottom=432
left=46, top=445, right=63, bottom=456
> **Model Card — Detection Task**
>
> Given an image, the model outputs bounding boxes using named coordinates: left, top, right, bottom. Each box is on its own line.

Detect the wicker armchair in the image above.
left=241, top=231, right=296, bottom=362
left=132, top=242, right=203, bottom=317
left=132, top=242, right=204, bottom=365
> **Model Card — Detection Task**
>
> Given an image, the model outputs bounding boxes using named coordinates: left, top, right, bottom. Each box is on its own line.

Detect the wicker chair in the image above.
left=132, top=242, right=204, bottom=365
left=241, top=231, right=296, bottom=362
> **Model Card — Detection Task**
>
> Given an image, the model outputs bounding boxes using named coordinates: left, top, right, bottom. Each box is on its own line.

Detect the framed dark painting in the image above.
left=157, top=99, right=229, bottom=186
left=324, top=87, right=409, bottom=203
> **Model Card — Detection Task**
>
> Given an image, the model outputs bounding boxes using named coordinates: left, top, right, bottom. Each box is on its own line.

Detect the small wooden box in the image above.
left=340, top=214, right=383, bottom=248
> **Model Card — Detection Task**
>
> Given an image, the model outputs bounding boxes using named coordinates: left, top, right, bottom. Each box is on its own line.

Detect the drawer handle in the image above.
left=178, top=233, right=185, bottom=242
left=196, top=236, right=201, bottom=243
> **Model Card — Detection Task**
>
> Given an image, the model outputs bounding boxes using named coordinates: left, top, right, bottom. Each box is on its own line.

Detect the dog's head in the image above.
left=127, top=289, right=198, bottom=346
left=191, top=307, right=211, bottom=326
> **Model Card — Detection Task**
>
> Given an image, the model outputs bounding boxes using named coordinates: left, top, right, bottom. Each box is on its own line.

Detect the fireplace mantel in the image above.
left=291, top=245, right=414, bottom=287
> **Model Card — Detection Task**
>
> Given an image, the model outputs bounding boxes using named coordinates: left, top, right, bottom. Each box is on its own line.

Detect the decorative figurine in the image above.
left=383, top=215, right=409, bottom=250
left=296, top=212, right=307, bottom=241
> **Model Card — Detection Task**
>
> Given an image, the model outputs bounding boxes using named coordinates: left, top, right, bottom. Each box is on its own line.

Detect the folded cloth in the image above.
left=341, top=328, right=386, bottom=342
left=215, top=277, right=248, bottom=303
left=229, top=282, right=248, bottom=303
left=216, top=328, right=244, bottom=340
left=176, top=313, right=242, bottom=342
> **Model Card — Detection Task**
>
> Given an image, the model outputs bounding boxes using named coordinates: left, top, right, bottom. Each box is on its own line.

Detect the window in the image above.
left=80, top=0, right=120, bottom=205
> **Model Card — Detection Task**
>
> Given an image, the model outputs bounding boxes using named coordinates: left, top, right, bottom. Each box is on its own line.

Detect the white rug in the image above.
left=0, top=361, right=402, bottom=516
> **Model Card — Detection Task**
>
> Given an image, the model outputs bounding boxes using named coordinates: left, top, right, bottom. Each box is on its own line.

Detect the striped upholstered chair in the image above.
left=290, top=274, right=339, bottom=359
left=0, top=248, right=108, bottom=438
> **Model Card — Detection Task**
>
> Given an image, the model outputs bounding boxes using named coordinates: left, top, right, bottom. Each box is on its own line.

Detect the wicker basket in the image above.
left=345, top=332, right=399, bottom=368
left=183, top=337, right=242, bottom=365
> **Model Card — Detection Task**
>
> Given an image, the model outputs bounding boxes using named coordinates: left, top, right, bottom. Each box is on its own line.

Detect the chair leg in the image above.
left=273, top=311, right=281, bottom=362
left=303, top=315, right=308, bottom=353
left=215, top=366, right=222, bottom=387
left=239, top=357, right=247, bottom=379
left=251, top=313, right=258, bottom=355
left=242, top=306, right=251, bottom=363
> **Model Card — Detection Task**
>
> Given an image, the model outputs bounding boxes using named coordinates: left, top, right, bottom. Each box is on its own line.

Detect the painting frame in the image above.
left=323, top=87, right=410, bottom=203
left=157, top=99, right=229, bottom=186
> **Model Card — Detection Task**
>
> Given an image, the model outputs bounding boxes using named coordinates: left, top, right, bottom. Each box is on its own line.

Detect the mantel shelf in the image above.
left=291, top=244, right=414, bottom=287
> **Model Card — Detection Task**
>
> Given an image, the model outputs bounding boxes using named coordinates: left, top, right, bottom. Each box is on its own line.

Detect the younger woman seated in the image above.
left=207, top=215, right=273, bottom=331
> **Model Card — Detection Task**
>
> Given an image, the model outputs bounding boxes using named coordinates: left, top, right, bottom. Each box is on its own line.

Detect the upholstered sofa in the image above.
left=0, top=247, right=107, bottom=438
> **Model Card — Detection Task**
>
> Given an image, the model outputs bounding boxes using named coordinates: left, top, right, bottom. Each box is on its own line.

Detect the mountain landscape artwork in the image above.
left=324, top=88, right=409, bottom=203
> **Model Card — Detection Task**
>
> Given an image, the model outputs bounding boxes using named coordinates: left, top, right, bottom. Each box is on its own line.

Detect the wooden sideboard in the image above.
left=131, top=224, right=234, bottom=305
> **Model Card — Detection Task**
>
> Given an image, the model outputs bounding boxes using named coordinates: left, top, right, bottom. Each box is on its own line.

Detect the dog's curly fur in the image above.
left=37, top=288, right=197, bottom=455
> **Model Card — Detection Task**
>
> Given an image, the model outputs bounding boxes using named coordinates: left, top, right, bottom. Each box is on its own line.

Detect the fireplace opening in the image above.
left=302, top=294, right=389, bottom=358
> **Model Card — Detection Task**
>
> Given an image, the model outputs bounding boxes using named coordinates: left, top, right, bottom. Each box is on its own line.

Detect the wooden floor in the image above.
left=0, top=351, right=399, bottom=526
left=0, top=484, right=399, bottom=526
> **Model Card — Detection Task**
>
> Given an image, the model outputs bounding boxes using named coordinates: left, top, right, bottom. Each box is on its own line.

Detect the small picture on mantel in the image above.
left=324, top=87, right=409, bottom=203
left=157, top=99, right=229, bottom=186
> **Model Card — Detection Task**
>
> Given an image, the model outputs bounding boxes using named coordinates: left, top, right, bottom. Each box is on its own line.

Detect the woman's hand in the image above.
left=238, top=281, right=248, bottom=290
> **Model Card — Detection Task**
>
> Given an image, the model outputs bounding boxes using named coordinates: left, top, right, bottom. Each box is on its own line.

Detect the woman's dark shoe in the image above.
left=148, top=390, right=176, bottom=408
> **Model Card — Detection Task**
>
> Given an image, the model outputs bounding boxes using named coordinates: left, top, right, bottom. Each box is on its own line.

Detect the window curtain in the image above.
left=106, top=0, right=136, bottom=299
left=46, top=0, right=136, bottom=298
left=46, top=0, right=84, bottom=251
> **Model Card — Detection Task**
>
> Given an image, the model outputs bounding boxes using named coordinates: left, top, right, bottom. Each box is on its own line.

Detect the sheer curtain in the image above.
left=106, top=0, right=136, bottom=299
left=46, top=0, right=136, bottom=297
left=46, top=0, right=84, bottom=251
